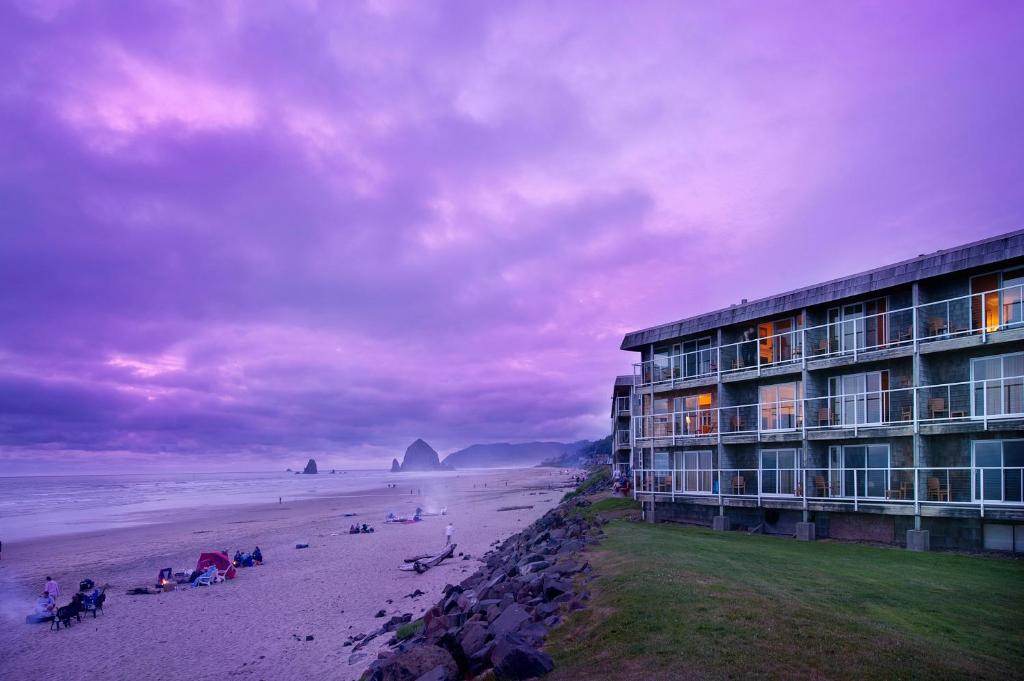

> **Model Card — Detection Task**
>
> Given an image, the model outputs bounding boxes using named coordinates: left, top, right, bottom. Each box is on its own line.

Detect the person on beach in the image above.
left=445, top=523, right=454, bottom=545
left=34, top=591, right=55, bottom=617
left=253, top=547, right=263, bottom=565
left=45, top=576, right=59, bottom=600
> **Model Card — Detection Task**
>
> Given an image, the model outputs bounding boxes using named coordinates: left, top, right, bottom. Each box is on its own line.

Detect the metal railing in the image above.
left=615, top=429, right=631, bottom=448
left=631, top=378, right=1023, bottom=443
left=633, top=283, right=1024, bottom=388
left=631, top=466, right=1024, bottom=511
left=615, top=396, right=632, bottom=415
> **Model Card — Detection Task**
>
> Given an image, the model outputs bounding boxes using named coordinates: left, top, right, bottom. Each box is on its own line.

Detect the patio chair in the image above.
left=730, top=414, right=744, bottom=432
left=732, top=476, right=746, bottom=495
left=928, top=398, right=948, bottom=420
left=817, top=408, right=833, bottom=427
left=926, top=476, right=949, bottom=501
left=927, top=317, right=947, bottom=337
left=813, top=475, right=839, bottom=497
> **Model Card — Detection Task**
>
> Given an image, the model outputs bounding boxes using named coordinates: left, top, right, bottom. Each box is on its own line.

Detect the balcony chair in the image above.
left=730, top=414, right=744, bottom=432
left=814, top=475, right=829, bottom=497
left=817, top=408, right=834, bottom=427
left=732, top=476, right=747, bottom=495
left=885, top=481, right=912, bottom=500
left=928, top=398, right=948, bottom=420
left=926, top=476, right=949, bottom=502
left=901, top=406, right=913, bottom=422
left=813, top=338, right=828, bottom=356
left=927, top=317, right=948, bottom=337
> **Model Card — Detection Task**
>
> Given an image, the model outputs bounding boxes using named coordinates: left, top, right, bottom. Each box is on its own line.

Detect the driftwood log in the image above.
left=399, top=544, right=456, bottom=573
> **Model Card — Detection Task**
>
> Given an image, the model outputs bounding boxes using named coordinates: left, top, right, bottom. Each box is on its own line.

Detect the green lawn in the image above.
left=546, top=520, right=1024, bottom=681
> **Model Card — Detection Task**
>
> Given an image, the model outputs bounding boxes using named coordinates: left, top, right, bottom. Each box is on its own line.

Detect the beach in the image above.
left=0, top=467, right=574, bottom=681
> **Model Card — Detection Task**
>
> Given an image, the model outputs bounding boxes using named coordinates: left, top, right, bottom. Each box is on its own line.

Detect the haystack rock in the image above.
left=390, top=458, right=401, bottom=473
left=302, top=458, right=318, bottom=474
left=398, top=439, right=455, bottom=472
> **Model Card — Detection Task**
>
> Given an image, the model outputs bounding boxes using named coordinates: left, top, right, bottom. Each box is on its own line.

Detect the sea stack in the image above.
left=396, top=439, right=455, bottom=472
left=302, top=458, right=318, bottom=474
left=390, top=458, right=401, bottom=472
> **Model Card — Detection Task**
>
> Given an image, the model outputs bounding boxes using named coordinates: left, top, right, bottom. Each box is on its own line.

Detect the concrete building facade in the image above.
left=620, top=229, right=1024, bottom=551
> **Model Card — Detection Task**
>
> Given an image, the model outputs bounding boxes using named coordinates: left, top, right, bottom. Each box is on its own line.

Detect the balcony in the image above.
left=633, top=283, right=1024, bottom=388
left=632, top=377, right=1024, bottom=444
left=631, top=465, right=1024, bottom=513
left=615, top=429, right=631, bottom=449
left=614, top=396, right=632, bottom=417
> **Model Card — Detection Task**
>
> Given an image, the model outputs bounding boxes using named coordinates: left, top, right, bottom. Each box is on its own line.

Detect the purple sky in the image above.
left=1, top=1, right=1023, bottom=473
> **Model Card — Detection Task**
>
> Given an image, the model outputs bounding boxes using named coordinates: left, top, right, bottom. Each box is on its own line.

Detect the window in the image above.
left=828, top=371, right=890, bottom=425
left=830, top=444, right=890, bottom=498
left=828, top=298, right=888, bottom=352
left=682, top=337, right=713, bottom=378
left=760, top=382, right=802, bottom=430
left=677, top=450, right=714, bottom=493
left=971, top=268, right=1024, bottom=332
left=674, top=393, right=715, bottom=435
left=761, top=449, right=799, bottom=495
left=973, top=440, right=1024, bottom=503
left=971, top=353, right=1024, bottom=418
left=758, top=318, right=800, bottom=364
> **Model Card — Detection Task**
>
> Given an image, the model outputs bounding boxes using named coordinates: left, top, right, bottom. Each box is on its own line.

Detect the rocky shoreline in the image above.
left=357, top=496, right=606, bottom=681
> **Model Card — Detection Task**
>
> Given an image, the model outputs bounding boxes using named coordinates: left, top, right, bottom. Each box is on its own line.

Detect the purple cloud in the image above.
left=1, top=0, right=1023, bottom=472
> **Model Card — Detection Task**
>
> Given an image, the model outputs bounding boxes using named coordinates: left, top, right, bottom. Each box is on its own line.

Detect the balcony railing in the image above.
left=632, top=378, right=1024, bottom=444
left=631, top=465, right=1024, bottom=511
left=615, top=429, right=631, bottom=448
left=614, top=396, right=632, bottom=416
left=633, top=283, right=1024, bottom=388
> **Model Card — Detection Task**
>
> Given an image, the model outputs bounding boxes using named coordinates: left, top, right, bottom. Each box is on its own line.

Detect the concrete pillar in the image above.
left=906, top=529, right=930, bottom=552
left=712, top=515, right=731, bottom=531
left=646, top=499, right=656, bottom=523
left=795, top=522, right=816, bottom=541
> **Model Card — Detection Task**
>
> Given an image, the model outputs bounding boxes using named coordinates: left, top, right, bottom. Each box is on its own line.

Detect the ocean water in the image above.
left=0, top=469, right=443, bottom=543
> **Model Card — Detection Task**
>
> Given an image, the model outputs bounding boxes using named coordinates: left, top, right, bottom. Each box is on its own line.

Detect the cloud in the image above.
left=0, top=0, right=1022, bottom=472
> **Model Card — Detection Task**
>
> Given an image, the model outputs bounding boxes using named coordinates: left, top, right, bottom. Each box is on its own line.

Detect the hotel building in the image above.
left=621, top=230, right=1024, bottom=551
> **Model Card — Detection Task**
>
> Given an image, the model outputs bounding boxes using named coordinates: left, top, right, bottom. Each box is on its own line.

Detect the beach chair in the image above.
left=83, top=591, right=106, bottom=617
left=192, top=568, right=217, bottom=587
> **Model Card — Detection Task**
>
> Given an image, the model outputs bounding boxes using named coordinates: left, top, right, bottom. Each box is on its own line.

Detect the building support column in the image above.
left=911, top=283, right=922, bottom=532
left=800, top=307, right=811, bottom=524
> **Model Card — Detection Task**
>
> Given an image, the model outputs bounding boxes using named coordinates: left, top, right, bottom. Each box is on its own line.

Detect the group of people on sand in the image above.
left=28, top=576, right=106, bottom=626
left=349, top=523, right=374, bottom=533
left=232, top=547, right=263, bottom=568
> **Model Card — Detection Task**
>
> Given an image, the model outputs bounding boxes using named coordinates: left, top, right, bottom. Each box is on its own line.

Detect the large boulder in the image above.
left=488, top=603, right=530, bottom=638
left=372, top=645, right=457, bottom=681
left=399, top=439, right=455, bottom=472
left=390, top=458, right=402, bottom=473
left=490, top=634, right=554, bottom=680
left=302, top=458, right=318, bottom=474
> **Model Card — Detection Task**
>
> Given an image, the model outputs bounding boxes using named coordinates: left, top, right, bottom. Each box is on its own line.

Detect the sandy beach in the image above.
left=0, top=467, right=576, bottom=681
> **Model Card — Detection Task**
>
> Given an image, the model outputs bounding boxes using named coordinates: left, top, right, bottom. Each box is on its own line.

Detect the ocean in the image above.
left=0, top=469, right=438, bottom=543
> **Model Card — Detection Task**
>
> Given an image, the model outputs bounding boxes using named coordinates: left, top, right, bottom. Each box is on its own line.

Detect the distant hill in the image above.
left=441, top=441, right=591, bottom=469
left=538, top=434, right=613, bottom=469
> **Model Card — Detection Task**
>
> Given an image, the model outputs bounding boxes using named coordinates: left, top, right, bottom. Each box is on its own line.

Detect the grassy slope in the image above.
left=546, top=520, right=1024, bottom=681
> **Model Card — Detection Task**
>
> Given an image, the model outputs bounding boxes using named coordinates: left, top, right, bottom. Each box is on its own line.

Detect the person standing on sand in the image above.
left=45, top=576, right=59, bottom=600
left=445, top=523, right=454, bottom=546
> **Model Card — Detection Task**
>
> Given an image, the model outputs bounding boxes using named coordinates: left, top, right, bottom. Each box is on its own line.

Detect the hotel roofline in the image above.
left=620, top=228, right=1024, bottom=351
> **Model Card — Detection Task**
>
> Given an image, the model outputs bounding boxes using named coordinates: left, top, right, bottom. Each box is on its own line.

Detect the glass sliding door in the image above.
left=682, top=337, right=713, bottom=378
left=973, top=440, right=1024, bottom=503
left=760, top=449, right=799, bottom=496
left=829, top=298, right=888, bottom=353
left=836, top=444, right=889, bottom=498
left=758, top=318, right=798, bottom=365
left=971, top=353, right=1024, bottom=418
left=760, top=381, right=802, bottom=431
left=829, top=371, right=889, bottom=425
left=682, top=450, right=714, bottom=493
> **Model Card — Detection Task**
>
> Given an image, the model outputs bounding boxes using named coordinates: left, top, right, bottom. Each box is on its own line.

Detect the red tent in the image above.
left=195, top=552, right=237, bottom=580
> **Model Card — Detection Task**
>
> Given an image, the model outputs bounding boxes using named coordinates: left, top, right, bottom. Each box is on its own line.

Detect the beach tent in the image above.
left=195, top=552, right=237, bottom=580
